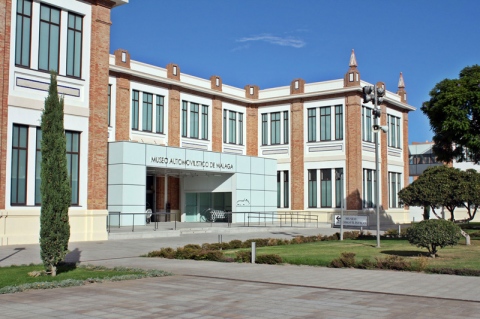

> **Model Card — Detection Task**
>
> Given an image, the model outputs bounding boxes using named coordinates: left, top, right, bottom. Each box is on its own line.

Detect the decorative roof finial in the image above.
left=398, top=72, right=405, bottom=89
left=349, top=49, right=357, bottom=67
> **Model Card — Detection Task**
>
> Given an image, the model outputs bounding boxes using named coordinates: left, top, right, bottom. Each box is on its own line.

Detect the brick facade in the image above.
left=345, top=93, right=363, bottom=210
left=211, top=97, right=222, bottom=152
left=290, top=100, right=304, bottom=210
left=0, top=0, right=12, bottom=210
left=87, top=2, right=113, bottom=210
left=168, top=87, right=180, bottom=147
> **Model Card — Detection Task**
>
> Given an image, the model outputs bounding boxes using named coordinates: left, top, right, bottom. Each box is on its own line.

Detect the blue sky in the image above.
left=110, top=0, right=480, bottom=144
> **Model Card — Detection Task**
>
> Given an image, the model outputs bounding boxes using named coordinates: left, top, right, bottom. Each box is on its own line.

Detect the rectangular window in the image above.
left=271, top=112, right=280, bottom=145
left=283, top=111, right=289, bottom=144
left=202, top=105, right=208, bottom=140
left=335, top=105, right=343, bottom=140
left=308, top=108, right=316, bottom=142
left=283, top=171, right=289, bottom=208
left=35, top=128, right=42, bottom=205
left=11, top=125, right=28, bottom=205
left=397, top=117, right=401, bottom=148
left=15, top=0, right=32, bottom=67
left=223, top=110, right=227, bottom=143
left=321, top=169, right=332, bottom=208
left=156, top=95, right=164, bottom=134
left=38, top=5, right=60, bottom=72
left=277, top=171, right=281, bottom=208
left=181, top=101, right=188, bottom=137
left=66, top=13, right=82, bottom=78
left=262, top=114, right=268, bottom=145
left=142, top=93, right=153, bottom=132
left=389, top=172, right=402, bottom=208
left=66, top=131, right=80, bottom=205
left=190, top=103, right=199, bottom=138
left=363, top=169, right=376, bottom=208
left=239, top=113, right=244, bottom=145
left=229, top=111, right=236, bottom=143
left=308, top=169, right=317, bottom=208
left=388, top=115, right=402, bottom=148
left=363, top=107, right=373, bottom=142
left=320, top=107, right=331, bottom=141
left=107, top=85, right=112, bottom=127
left=131, top=90, right=139, bottom=130
left=335, top=168, right=343, bottom=208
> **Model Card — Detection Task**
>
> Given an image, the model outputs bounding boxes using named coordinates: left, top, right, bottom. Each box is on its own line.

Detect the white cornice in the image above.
left=109, top=65, right=416, bottom=111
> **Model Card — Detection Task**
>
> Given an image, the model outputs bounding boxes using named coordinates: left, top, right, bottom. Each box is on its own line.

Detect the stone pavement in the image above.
left=1, top=227, right=480, bottom=318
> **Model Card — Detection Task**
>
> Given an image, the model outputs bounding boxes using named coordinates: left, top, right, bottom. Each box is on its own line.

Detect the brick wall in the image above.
left=246, top=105, right=258, bottom=156
left=291, top=100, right=304, bottom=210
left=168, top=87, right=180, bottom=147
left=345, top=93, right=363, bottom=210
left=115, top=75, right=130, bottom=141
left=87, top=3, right=112, bottom=210
left=0, top=0, right=11, bottom=209
left=211, top=97, right=222, bottom=152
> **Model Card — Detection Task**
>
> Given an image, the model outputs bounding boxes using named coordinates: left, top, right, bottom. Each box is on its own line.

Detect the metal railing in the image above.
left=107, top=212, right=178, bottom=233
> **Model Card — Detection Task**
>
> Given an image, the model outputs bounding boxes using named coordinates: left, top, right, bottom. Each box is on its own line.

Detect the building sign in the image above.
left=334, top=215, right=368, bottom=227
left=149, top=156, right=234, bottom=170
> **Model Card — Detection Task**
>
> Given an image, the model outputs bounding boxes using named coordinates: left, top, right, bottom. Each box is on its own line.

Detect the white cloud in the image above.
left=236, top=34, right=306, bottom=48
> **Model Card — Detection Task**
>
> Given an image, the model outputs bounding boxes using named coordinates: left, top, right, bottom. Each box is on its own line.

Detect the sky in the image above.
left=110, top=0, right=480, bottom=144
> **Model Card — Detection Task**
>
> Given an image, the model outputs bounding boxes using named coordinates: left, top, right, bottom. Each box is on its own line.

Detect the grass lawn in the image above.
left=0, top=263, right=168, bottom=291
left=224, top=238, right=480, bottom=270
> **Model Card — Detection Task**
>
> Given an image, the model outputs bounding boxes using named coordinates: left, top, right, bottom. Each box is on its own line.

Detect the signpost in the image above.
left=334, top=215, right=368, bottom=227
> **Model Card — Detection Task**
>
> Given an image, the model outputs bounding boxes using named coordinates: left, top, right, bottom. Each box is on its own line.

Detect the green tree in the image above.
left=39, top=73, right=71, bottom=277
left=398, top=166, right=464, bottom=221
left=421, top=65, right=480, bottom=163
left=406, top=219, right=462, bottom=257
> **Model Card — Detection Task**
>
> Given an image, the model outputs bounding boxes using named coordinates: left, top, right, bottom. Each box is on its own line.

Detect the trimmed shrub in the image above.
left=183, top=244, right=202, bottom=250
left=234, top=251, right=251, bottom=263
left=329, top=252, right=356, bottom=268
left=228, top=240, right=243, bottom=249
left=375, top=255, right=411, bottom=271
left=147, top=247, right=176, bottom=258
left=357, top=257, right=375, bottom=269
left=256, top=254, right=283, bottom=264
left=406, top=219, right=462, bottom=257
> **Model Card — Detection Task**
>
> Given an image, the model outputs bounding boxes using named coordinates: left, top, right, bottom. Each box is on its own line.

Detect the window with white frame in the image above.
left=11, top=124, right=28, bottom=205
left=66, top=12, right=83, bottom=78
left=307, top=105, right=343, bottom=142
left=15, top=1, right=86, bottom=78
left=308, top=168, right=343, bottom=209
left=362, top=106, right=373, bottom=143
left=131, top=90, right=139, bottom=130
left=387, top=114, right=401, bottom=148
left=308, top=169, right=317, bottom=208
left=389, top=172, right=402, bottom=208
left=363, top=169, right=377, bottom=208
left=277, top=171, right=289, bottom=208
left=223, top=110, right=244, bottom=145
left=142, top=93, right=153, bottom=132
left=38, top=4, right=61, bottom=73
left=181, top=100, right=209, bottom=140
left=131, top=90, right=165, bottom=133
left=32, top=128, right=80, bottom=206
left=261, top=111, right=289, bottom=146
left=15, top=0, right=32, bottom=68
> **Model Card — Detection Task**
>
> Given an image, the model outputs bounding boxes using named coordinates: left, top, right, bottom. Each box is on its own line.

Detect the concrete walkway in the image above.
left=1, top=227, right=479, bottom=318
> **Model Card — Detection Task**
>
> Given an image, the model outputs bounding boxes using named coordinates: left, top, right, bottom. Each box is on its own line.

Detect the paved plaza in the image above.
left=1, top=227, right=479, bottom=318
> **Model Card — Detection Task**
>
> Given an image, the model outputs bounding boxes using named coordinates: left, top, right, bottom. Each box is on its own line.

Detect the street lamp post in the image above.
left=363, top=83, right=387, bottom=248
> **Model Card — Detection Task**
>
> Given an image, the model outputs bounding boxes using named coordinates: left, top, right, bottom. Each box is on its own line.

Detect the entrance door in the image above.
left=185, top=193, right=198, bottom=222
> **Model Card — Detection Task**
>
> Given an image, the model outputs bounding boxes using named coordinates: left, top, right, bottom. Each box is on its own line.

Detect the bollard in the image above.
left=398, top=224, right=401, bottom=237
left=218, top=234, right=222, bottom=244
left=251, top=242, right=256, bottom=264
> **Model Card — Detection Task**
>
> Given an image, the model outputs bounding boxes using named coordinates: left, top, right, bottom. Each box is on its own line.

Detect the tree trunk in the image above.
left=460, top=229, right=471, bottom=246
left=51, top=265, right=57, bottom=277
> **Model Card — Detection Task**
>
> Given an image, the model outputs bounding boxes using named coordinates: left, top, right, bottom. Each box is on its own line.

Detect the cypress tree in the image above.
left=39, top=72, right=71, bottom=276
